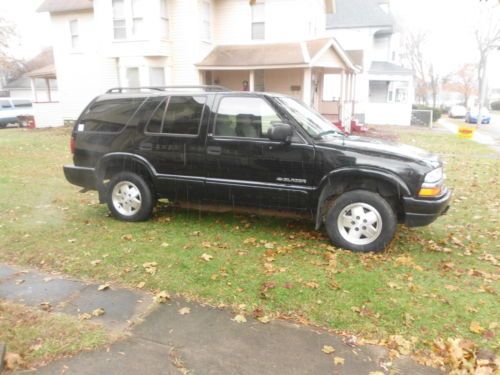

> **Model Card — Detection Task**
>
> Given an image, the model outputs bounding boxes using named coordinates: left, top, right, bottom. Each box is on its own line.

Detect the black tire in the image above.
left=325, top=190, right=397, bottom=252
left=106, top=172, right=154, bottom=222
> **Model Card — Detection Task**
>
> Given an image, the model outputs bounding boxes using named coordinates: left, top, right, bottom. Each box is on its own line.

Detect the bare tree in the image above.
left=474, top=1, right=500, bottom=123
left=447, top=64, right=477, bottom=106
left=402, top=30, right=428, bottom=104
left=0, top=17, right=23, bottom=82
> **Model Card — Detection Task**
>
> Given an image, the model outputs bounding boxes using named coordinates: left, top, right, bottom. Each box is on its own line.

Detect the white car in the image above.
left=448, top=105, right=467, bottom=118
left=0, top=98, right=33, bottom=128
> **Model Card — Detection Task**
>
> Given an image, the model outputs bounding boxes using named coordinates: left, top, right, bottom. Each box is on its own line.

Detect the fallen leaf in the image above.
left=160, top=242, right=170, bottom=248
left=78, top=312, right=92, bottom=320
left=322, top=345, right=335, bottom=354
left=4, top=352, right=23, bottom=370
left=90, top=259, right=102, bottom=266
left=445, top=284, right=459, bottom=291
left=68, top=238, right=76, bottom=243
left=122, top=234, right=133, bottom=241
left=178, top=307, right=191, bottom=315
left=305, top=281, right=319, bottom=289
left=40, top=301, right=51, bottom=311
left=257, top=315, right=271, bottom=324
left=143, top=262, right=158, bottom=275
left=92, top=308, right=105, bottom=317
left=136, top=281, right=146, bottom=289
left=97, top=283, right=110, bottom=291
left=154, top=290, right=170, bottom=303
left=232, top=314, right=247, bottom=323
left=369, top=372, right=385, bottom=375
left=333, top=356, right=345, bottom=365
left=469, top=321, right=485, bottom=334
left=200, top=253, right=213, bottom=262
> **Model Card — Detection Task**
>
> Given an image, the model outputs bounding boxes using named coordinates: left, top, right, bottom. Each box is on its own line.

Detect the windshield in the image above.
left=275, top=96, right=343, bottom=139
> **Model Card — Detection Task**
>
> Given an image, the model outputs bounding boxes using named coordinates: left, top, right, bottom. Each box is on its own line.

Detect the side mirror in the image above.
left=267, top=123, right=293, bottom=143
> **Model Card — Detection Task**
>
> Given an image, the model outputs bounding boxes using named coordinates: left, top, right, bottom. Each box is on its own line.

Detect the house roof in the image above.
left=326, top=0, right=394, bottom=29
left=346, top=50, right=364, bottom=67
left=197, top=38, right=358, bottom=71
left=4, top=75, right=58, bottom=90
left=37, top=0, right=93, bottom=13
left=369, top=61, right=412, bottom=75
left=27, top=64, right=57, bottom=79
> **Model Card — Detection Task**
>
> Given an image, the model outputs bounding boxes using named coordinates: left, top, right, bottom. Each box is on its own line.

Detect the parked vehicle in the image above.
left=0, top=98, right=33, bottom=128
left=64, top=86, right=451, bottom=252
left=448, top=105, right=466, bottom=118
left=465, top=107, right=491, bottom=124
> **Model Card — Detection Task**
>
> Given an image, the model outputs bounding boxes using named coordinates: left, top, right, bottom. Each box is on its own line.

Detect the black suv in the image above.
left=64, top=86, right=451, bottom=252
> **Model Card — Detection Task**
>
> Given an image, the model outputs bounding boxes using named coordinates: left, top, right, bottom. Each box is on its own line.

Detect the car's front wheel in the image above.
left=325, top=190, right=397, bottom=252
left=106, top=172, right=154, bottom=221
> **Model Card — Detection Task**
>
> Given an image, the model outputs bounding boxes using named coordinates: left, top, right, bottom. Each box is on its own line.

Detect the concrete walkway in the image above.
left=0, top=265, right=441, bottom=375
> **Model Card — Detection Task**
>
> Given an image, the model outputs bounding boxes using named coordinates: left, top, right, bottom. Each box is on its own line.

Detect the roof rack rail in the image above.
left=105, top=85, right=229, bottom=94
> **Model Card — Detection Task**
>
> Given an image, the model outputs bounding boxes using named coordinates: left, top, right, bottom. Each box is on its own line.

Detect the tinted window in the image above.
left=81, top=98, right=144, bottom=132
left=146, top=100, right=167, bottom=133
left=162, top=96, right=205, bottom=135
left=0, top=100, right=12, bottom=109
left=214, top=97, right=281, bottom=138
left=13, top=99, right=32, bottom=108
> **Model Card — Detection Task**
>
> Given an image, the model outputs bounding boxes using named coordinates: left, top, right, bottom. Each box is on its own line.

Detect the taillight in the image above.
left=70, top=136, right=76, bottom=154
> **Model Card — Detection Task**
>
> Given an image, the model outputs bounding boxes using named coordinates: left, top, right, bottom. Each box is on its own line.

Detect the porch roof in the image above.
left=197, top=38, right=358, bottom=72
left=27, top=65, right=57, bottom=79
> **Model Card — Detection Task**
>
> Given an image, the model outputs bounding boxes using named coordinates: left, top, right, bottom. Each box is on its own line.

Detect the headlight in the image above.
left=419, top=168, right=444, bottom=197
left=424, top=167, right=443, bottom=184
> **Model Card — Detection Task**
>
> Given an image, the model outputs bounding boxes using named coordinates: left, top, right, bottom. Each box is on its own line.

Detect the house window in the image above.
left=160, top=0, right=169, bottom=39
left=150, top=67, right=165, bottom=86
left=112, top=0, right=127, bottom=39
left=126, top=67, right=140, bottom=87
left=131, top=0, right=145, bottom=37
left=200, top=1, right=211, bottom=41
left=369, top=81, right=408, bottom=103
left=251, top=3, right=265, bottom=40
left=69, top=20, right=80, bottom=49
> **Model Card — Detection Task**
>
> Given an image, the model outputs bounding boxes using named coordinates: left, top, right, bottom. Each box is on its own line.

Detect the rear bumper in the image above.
left=63, top=165, right=97, bottom=190
left=403, top=189, right=452, bottom=227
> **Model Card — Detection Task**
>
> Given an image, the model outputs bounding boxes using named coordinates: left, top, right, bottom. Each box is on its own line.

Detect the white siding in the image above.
left=33, top=102, right=64, bottom=128
left=50, top=10, right=120, bottom=120
left=214, top=0, right=326, bottom=44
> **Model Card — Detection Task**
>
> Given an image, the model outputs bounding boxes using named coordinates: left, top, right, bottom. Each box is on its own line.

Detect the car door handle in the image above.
left=206, top=146, right=221, bottom=155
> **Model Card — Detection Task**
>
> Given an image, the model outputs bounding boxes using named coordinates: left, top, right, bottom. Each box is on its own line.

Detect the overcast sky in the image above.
left=0, top=0, right=498, bottom=85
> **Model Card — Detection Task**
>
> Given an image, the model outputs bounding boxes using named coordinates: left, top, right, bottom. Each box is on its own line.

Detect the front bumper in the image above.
left=63, top=165, right=97, bottom=190
left=403, top=189, right=452, bottom=227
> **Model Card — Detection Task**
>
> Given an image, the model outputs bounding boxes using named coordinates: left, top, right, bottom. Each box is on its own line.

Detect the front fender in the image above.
left=314, top=167, right=411, bottom=230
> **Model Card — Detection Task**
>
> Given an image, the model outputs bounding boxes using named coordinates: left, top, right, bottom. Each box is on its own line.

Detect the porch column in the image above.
left=30, top=78, right=38, bottom=103
left=339, top=70, right=345, bottom=120
left=303, top=68, right=312, bottom=106
left=351, top=73, right=356, bottom=116
left=249, top=70, right=255, bottom=91
left=45, top=78, right=52, bottom=103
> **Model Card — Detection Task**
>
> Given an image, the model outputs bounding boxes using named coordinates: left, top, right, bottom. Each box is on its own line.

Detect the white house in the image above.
left=325, top=0, right=414, bottom=125
left=38, top=0, right=362, bottom=127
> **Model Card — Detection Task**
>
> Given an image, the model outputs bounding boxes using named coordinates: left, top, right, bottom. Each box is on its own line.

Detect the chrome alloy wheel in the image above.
left=112, top=181, right=142, bottom=217
left=337, top=202, right=383, bottom=245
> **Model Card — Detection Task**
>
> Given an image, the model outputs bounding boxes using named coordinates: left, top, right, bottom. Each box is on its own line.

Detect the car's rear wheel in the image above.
left=107, top=172, right=154, bottom=221
left=325, top=190, right=397, bottom=252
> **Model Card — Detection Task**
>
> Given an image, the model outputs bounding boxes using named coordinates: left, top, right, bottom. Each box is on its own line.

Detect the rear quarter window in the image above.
left=12, top=99, right=32, bottom=108
left=0, top=100, right=12, bottom=110
left=80, top=98, right=144, bottom=133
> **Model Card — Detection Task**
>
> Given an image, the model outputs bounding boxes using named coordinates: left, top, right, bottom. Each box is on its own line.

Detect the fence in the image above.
left=410, top=110, right=433, bottom=128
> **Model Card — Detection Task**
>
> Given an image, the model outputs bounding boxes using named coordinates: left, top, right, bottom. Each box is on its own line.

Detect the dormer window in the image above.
left=251, top=3, right=265, bottom=40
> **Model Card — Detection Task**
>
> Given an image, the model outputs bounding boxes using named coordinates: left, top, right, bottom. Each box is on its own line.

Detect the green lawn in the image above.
left=0, top=126, right=498, bottom=360
left=0, top=300, right=109, bottom=370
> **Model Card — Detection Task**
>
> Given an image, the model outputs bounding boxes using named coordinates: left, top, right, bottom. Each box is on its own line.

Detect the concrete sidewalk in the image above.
left=1, top=265, right=441, bottom=375
left=438, top=118, right=499, bottom=151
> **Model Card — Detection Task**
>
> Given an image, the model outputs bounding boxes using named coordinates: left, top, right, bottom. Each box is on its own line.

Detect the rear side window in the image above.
left=145, top=95, right=206, bottom=136
left=12, top=99, right=32, bottom=108
left=0, top=100, right=12, bottom=109
left=80, top=98, right=144, bottom=133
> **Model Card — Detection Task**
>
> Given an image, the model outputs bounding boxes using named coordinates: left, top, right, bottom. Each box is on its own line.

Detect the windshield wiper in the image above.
left=314, top=130, right=344, bottom=139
